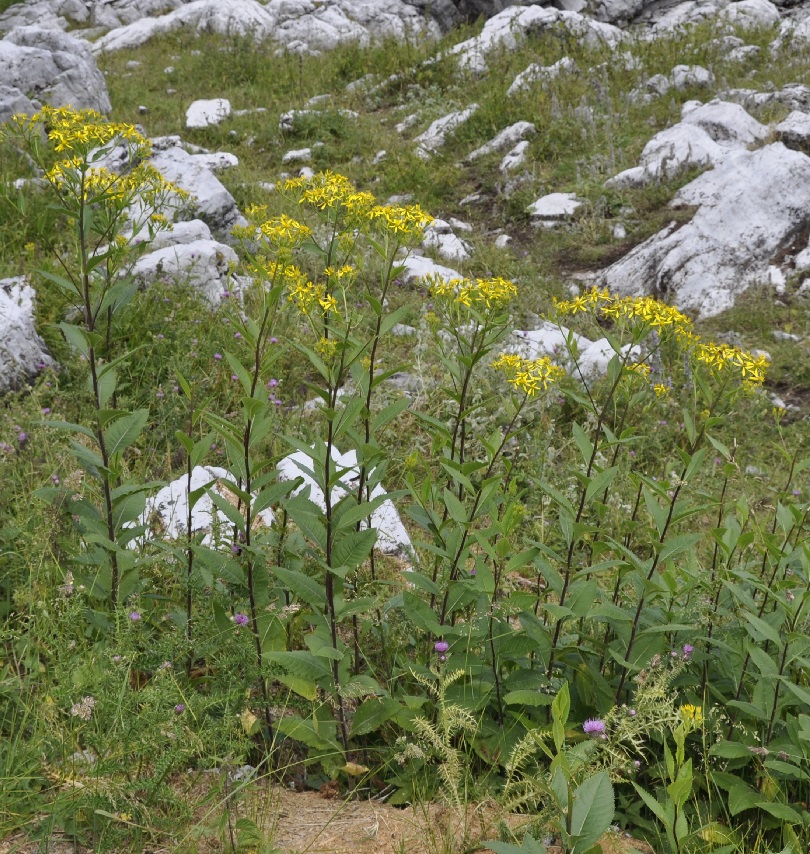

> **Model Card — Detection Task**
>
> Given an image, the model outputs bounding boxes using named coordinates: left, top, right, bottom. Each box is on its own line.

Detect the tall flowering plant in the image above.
left=2, top=106, right=185, bottom=606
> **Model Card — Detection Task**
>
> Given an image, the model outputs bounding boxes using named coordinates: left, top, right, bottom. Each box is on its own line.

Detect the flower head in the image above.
left=233, top=612, right=249, bottom=626
left=583, top=718, right=606, bottom=736
left=434, top=640, right=449, bottom=654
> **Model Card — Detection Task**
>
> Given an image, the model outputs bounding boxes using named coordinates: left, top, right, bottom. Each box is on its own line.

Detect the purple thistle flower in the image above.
left=583, top=718, right=606, bottom=736
left=683, top=644, right=694, bottom=659
left=270, top=337, right=278, bottom=344
left=434, top=640, right=449, bottom=654
left=213, top=353, right=222, bottom=361
left=17, top=431, right=27, bottom=446
left=129, top=611, right=141, bottom=621
left=233, top=612, right=249, bottom=626
left=41, top=407, right=51, bottom=415
left=174, top=703, right=185, bottom=714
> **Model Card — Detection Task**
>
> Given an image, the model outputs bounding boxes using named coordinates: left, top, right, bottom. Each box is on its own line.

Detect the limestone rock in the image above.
left=670, top=65, right=714, bottom=90
left=0, top=84, right=37, bottom=128
left=138, top=465, right=274, bottom=546
left=465, top=121, right=536, bottom=161
left=414, top=105, right=479, bottom=158
left=186, top=98, right=231, bottom=129
left=278, top=446, right=412, bottom=555
left=606, top=100, right=768, bottom=188
left=130, top=239, right=238, bottom=303
left=92, top=0, right=439, bottom=55
left=0, top=277, right=55, bottom=394
left=0, top=26, right=111, bottom=113
left=446, top=6, right=622, bottom=76
left=776, top=111, right=810, bottom=152
left=500, top=140, right=530, bottom=173
left=423, top=219, right=472, bottom=262
left=600, top=144, right=810, bottom=318
left=527, top=193, right=582, bottom=227
left=507, top=57, right=576, bottom=96
left=150, top=144, right=244, bottom=232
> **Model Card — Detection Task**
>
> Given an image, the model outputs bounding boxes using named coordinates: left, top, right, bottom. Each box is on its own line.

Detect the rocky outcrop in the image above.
left=92, top=0, right=440, bottom=55
left=0, top=26, right=111, bottom=113
left=600, top=144, right=810, bottom=318
left=0, top=277, right=55, bottom=393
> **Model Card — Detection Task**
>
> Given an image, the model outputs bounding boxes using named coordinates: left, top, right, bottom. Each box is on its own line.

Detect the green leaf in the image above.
left=758, top=802, right=802, bottom=823
left=709, top=741, right=756, bottom=760
left=728, top=782, right=761, bottom=816
left=402, top=591, right=442, bottom=635
left=332, top=528, right=377, bottom=572
left=273, top=567, right=325, bottom=607
left=443, top=487, right=468, bottom=524
left=631, top=783, right=669, bottom=826
left=570, top=772, right=614, bottom=854
left=504, top=690, right=554, bottom=708
left=585, top=466, right=620, bottom=503
left=350, top=697, right=401, bottom=737
left=105, top=409, right=149, bottom=458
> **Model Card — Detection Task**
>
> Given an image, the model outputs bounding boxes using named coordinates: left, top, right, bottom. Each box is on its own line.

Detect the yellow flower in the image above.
left=680, top=704, right=703, bottom=724
left=653, top=383, right=669, bottom=398
left=426, top=275, right=518, bottom=309
left=493, top=353, right=565, bottom=396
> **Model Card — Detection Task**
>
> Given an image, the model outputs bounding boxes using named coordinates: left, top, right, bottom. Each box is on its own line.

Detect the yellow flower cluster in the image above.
left=680, top=704, right=703, bottom=724
left=493, top=353, right=565, bottom=396
left=288, top=280, right=339, bottom=315
left=7, top=105, right=148, bottom=157
left=426, top=275, right=518, bottom=309
left=370, top=203, right=433, bottom=236
left=553, top=287, right=768, bottom=389
left=692, top=342, right=768, bottom=387
left=323, top=265, right=356, bottom=280
left=280, top=171, right=433, bottom=236
left=555, top=288, right=692, bottom=337
left=259, top=214, right=312, bottom=247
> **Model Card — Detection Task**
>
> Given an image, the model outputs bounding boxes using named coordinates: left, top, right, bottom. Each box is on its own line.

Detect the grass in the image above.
left=1, top=8, right=810, bottom=853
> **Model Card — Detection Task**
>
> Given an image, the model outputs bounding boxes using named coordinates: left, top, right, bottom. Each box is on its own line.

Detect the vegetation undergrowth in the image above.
left=0, top=10, right=809, bottom=854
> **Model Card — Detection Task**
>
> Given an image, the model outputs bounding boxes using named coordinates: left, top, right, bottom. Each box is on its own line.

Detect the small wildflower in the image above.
left=42, top=407, right=51, bottom=414
left=680, top=704, right=703, bottom=724
left=682, top=644, right=694, bottom=658
left=17, top=431, right=27, bottom=446
left=583, top=718, right=606, bottom=736
left=233, top=612, right=249, bottom=626
left=70, top=696, right=96, bottom=721
left=213, top=353, right=222, bottom=361
left=174, top=703, right=186, bottom=714
left=434, top=640, right=449, bottom=654
left=129, top=611, right=141, bottom=621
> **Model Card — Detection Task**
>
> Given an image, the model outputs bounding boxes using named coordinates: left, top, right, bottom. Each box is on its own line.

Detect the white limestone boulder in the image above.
left=669, top=65, right=714, bottom=90
left=527, top=193, right=582, bottom=227
left=423, top=219, right=472, bottom=262
left=0, top=26, right=111, bottom=113
left=0, top=84, right=37, bottom=127
left=500, top=140, right=530, bottom=173
left=465, top=121, right=536, bottom=161
left=137, top=465, right=274, bottom=547
left=186, top=98, right=231, bottom=130
left=414, top=105, right=479, bottom=158
left=130, top=239, right=238, bottom=303
left=681, top=99, right=769, bottom=146
left=606, top=100, right=769, bottom=188
left=0, top=277, right=55, bottom=394
left=92, top=0, right=439, bottom=54
left=400, top=254, right=462, bottom=284
left=776, top=111, right=810, bottom=152
left=600, top=144, right=810, bottom=318
left=507, top=57, right=576, bottom=96
left=509, top=321, right=639, bottom=379
left=447, top=6, right=621, bottom=76
left=278, top=446, right=411, bottom=555
left=150, top=143, right=244, bottom=232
